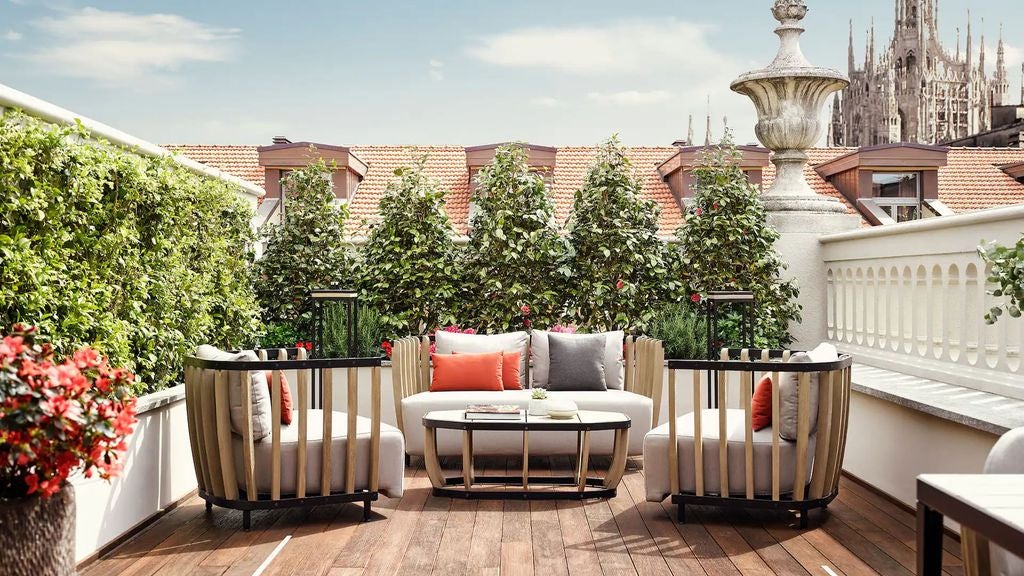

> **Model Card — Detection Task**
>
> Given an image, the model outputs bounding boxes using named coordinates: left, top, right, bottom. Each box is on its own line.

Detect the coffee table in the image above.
left=421, top=409, right=630, bottom=499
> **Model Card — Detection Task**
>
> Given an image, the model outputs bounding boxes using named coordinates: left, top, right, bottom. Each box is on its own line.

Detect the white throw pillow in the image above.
left=195, top=345, right=273, bottom=441
left=778, top=342, right=838, bottom=441
left=531, top=330, right=624, bottom=390
left=434, top=331, right=529, bottom=389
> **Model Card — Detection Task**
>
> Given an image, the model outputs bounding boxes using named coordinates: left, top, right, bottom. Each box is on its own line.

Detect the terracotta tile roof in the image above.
left=164, top=143, right=1024, bottom=234
left=163, top=145, right=264, bottom=186
left=939, top=148, right=1024, bottom=212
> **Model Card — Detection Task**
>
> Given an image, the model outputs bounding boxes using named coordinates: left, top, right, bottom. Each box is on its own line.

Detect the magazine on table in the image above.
left=464, top=404, right=523, bottom=420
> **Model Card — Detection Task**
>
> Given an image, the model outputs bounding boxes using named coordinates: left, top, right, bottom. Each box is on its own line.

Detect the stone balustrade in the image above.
left=820, top=204, right=1024, bottom=400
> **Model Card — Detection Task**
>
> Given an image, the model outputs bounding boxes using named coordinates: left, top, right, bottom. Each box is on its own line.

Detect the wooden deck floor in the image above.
left=81, top=457, right=965, bottom=576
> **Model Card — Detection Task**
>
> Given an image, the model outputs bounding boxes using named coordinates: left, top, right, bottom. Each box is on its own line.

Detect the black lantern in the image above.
left=310, top=288, right=359, bottom=410
left=702, top=290, right=755, bottom=408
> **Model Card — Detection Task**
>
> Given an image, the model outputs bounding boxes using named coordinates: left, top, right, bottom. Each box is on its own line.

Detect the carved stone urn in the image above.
left=730, top=0, right=850, bottom=213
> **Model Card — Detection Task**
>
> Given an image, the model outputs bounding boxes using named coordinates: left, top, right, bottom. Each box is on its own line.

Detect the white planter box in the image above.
left=71, top=385, right=195, bottom=563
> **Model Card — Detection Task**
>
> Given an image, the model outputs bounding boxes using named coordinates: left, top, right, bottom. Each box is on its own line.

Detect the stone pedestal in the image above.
left=771, top=212, right=860, bottom=348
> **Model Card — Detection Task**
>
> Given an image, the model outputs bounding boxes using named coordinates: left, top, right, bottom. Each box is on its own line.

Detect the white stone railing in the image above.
left=820, top=204, right=1024, bottom=400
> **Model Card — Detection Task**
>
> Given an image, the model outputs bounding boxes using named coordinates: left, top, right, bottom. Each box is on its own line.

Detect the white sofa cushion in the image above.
left=531, top=330, right=624, bottom=390
left=779, top=342, right=838, bottom=440
left=643, top=409, right=815, bottom=502
left=195, top=345, right=273, bottom=441
left=233, top=410, right=404, bottom=498
left=435, top=331, right=529, bottom=389
left=401, top=389, right=651, bottom=457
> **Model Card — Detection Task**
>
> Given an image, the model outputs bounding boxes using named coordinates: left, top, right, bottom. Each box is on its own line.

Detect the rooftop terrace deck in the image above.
left=81, top=457, right=964, bottom=576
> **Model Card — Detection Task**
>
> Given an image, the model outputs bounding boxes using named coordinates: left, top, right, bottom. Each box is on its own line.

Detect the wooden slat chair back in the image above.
left=183, top=348, right=383, bottom=529
left=389, top=333, right=664, bottom=435
left=664, top=348, right=853, bottom=528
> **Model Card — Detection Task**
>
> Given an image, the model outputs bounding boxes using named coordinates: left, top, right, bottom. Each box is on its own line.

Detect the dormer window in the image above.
left=815, top=143, right=952, bottom=225
left=257, top=139, right=367, bottom=225
left=871, top=172, right=921, bottom=222
left=464, top=143, right=556, bottom=189
left=657, top=145, right=770, bottom=207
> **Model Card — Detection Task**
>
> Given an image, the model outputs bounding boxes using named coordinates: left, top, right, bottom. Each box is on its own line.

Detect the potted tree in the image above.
left=0, top=324, right=137, bottom=575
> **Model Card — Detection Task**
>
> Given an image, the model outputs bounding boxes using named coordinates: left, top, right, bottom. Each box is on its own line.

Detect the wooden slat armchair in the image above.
left=645, top=348, right=853, bottom=528
left=183, top=347, right=403, bottom=529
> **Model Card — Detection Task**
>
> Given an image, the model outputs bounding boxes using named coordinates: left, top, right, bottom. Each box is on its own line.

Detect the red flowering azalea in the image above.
left=615, top=279, right=625, bottom=290
left=380, top=341, right=393, bottom=359
left=695, top=207, right=703, bottom=216
left=523, top=318, right=532, bottom=328
left=690, top=293, right=702, bottom=304
left=520, top=305, right=531, bottom=316
left=0, top=325, right=137, bottom=499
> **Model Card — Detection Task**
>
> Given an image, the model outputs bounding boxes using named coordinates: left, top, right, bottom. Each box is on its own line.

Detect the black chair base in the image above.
left=199, top=489, right=380, bottom=530
left=672, top=491, right=837, bottom=529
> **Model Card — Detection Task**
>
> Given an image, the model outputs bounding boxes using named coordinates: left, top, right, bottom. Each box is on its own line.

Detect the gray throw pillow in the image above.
left=546, top=333, right=607, bottom=391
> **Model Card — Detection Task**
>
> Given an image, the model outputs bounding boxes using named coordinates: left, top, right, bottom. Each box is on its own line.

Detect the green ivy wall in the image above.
left=0, top=110, right=260, bottom=395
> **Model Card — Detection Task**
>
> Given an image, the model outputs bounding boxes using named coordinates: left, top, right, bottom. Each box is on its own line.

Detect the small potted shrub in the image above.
left=529, top=387, right=549, bottom=416
left=0, top=325, right=138, bottom=574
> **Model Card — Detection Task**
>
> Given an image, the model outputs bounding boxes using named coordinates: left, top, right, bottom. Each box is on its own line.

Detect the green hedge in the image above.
left=0, top=110, right=260, bottom=395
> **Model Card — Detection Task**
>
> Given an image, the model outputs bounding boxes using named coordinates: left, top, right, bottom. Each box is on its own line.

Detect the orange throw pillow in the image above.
left=431, top=352, right=504, bottom=392
left=751, top=375, right=772, bottom=431
left=264, top=371, right=294, bottom=425
left=453, top=350, right=522, bottom=390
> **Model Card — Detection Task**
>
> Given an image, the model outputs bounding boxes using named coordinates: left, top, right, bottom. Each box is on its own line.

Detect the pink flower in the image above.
left=690, top=293, right=702, bottom=304
left=695, top=207, right=703, bottom=216
left=615, top=279, right=625, bottom=290
left=523, top=319, right=532, bottom=328
left=520, top=305, right=531, bottom=316
left=462, top=328, right=476, bottom=335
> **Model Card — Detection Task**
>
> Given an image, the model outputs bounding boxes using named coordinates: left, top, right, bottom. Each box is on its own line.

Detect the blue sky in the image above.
left=1, top=0, right=1020, bottom=146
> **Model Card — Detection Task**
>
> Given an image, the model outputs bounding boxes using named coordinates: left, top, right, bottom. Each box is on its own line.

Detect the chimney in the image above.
left=272, top=136, right=291, bottom=145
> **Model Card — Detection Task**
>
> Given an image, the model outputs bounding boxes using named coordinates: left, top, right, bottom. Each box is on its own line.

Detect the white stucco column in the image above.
left=730, top=0, right=861, bottom=348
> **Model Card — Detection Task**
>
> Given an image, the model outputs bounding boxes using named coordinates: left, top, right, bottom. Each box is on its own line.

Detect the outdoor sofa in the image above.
left=390, top=330, right=664, bottom=458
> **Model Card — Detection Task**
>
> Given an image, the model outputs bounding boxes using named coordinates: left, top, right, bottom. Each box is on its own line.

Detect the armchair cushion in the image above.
left=435, top=331, right=529, bottom=389
left=233, top=410, right=404, bottom=498
left=643, top=409, right=815, bottom=501
left=531, top=330, right=624, bottom=390
left=195, top=345, right=273, bottom=441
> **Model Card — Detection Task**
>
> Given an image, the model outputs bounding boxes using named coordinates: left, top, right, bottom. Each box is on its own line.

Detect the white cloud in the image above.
left=587, top=90, right=672, bottom=106
left=3, top=30, right=21, bottom=41
left=27, top=7, right=239, bottom=85
left=429, top=59, right=444, bottom=81
left=9, top=0, right=25, bottom=5
left=467, top=18, right=732, bottom=76
left=530, top=96, right=561, bottom=108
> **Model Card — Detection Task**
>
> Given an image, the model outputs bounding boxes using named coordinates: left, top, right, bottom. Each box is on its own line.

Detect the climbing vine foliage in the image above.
left=0, top=110, right=260, bottom=394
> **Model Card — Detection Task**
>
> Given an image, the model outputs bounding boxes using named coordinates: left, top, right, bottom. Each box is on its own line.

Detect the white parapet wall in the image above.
left=71, top=387, right=195, bottom=563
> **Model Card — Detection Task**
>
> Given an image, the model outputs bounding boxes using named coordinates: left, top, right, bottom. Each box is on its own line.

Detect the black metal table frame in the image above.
left=422, top=412, right=631, bottom=500
left=917, top=475, right=1024, bottom=576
